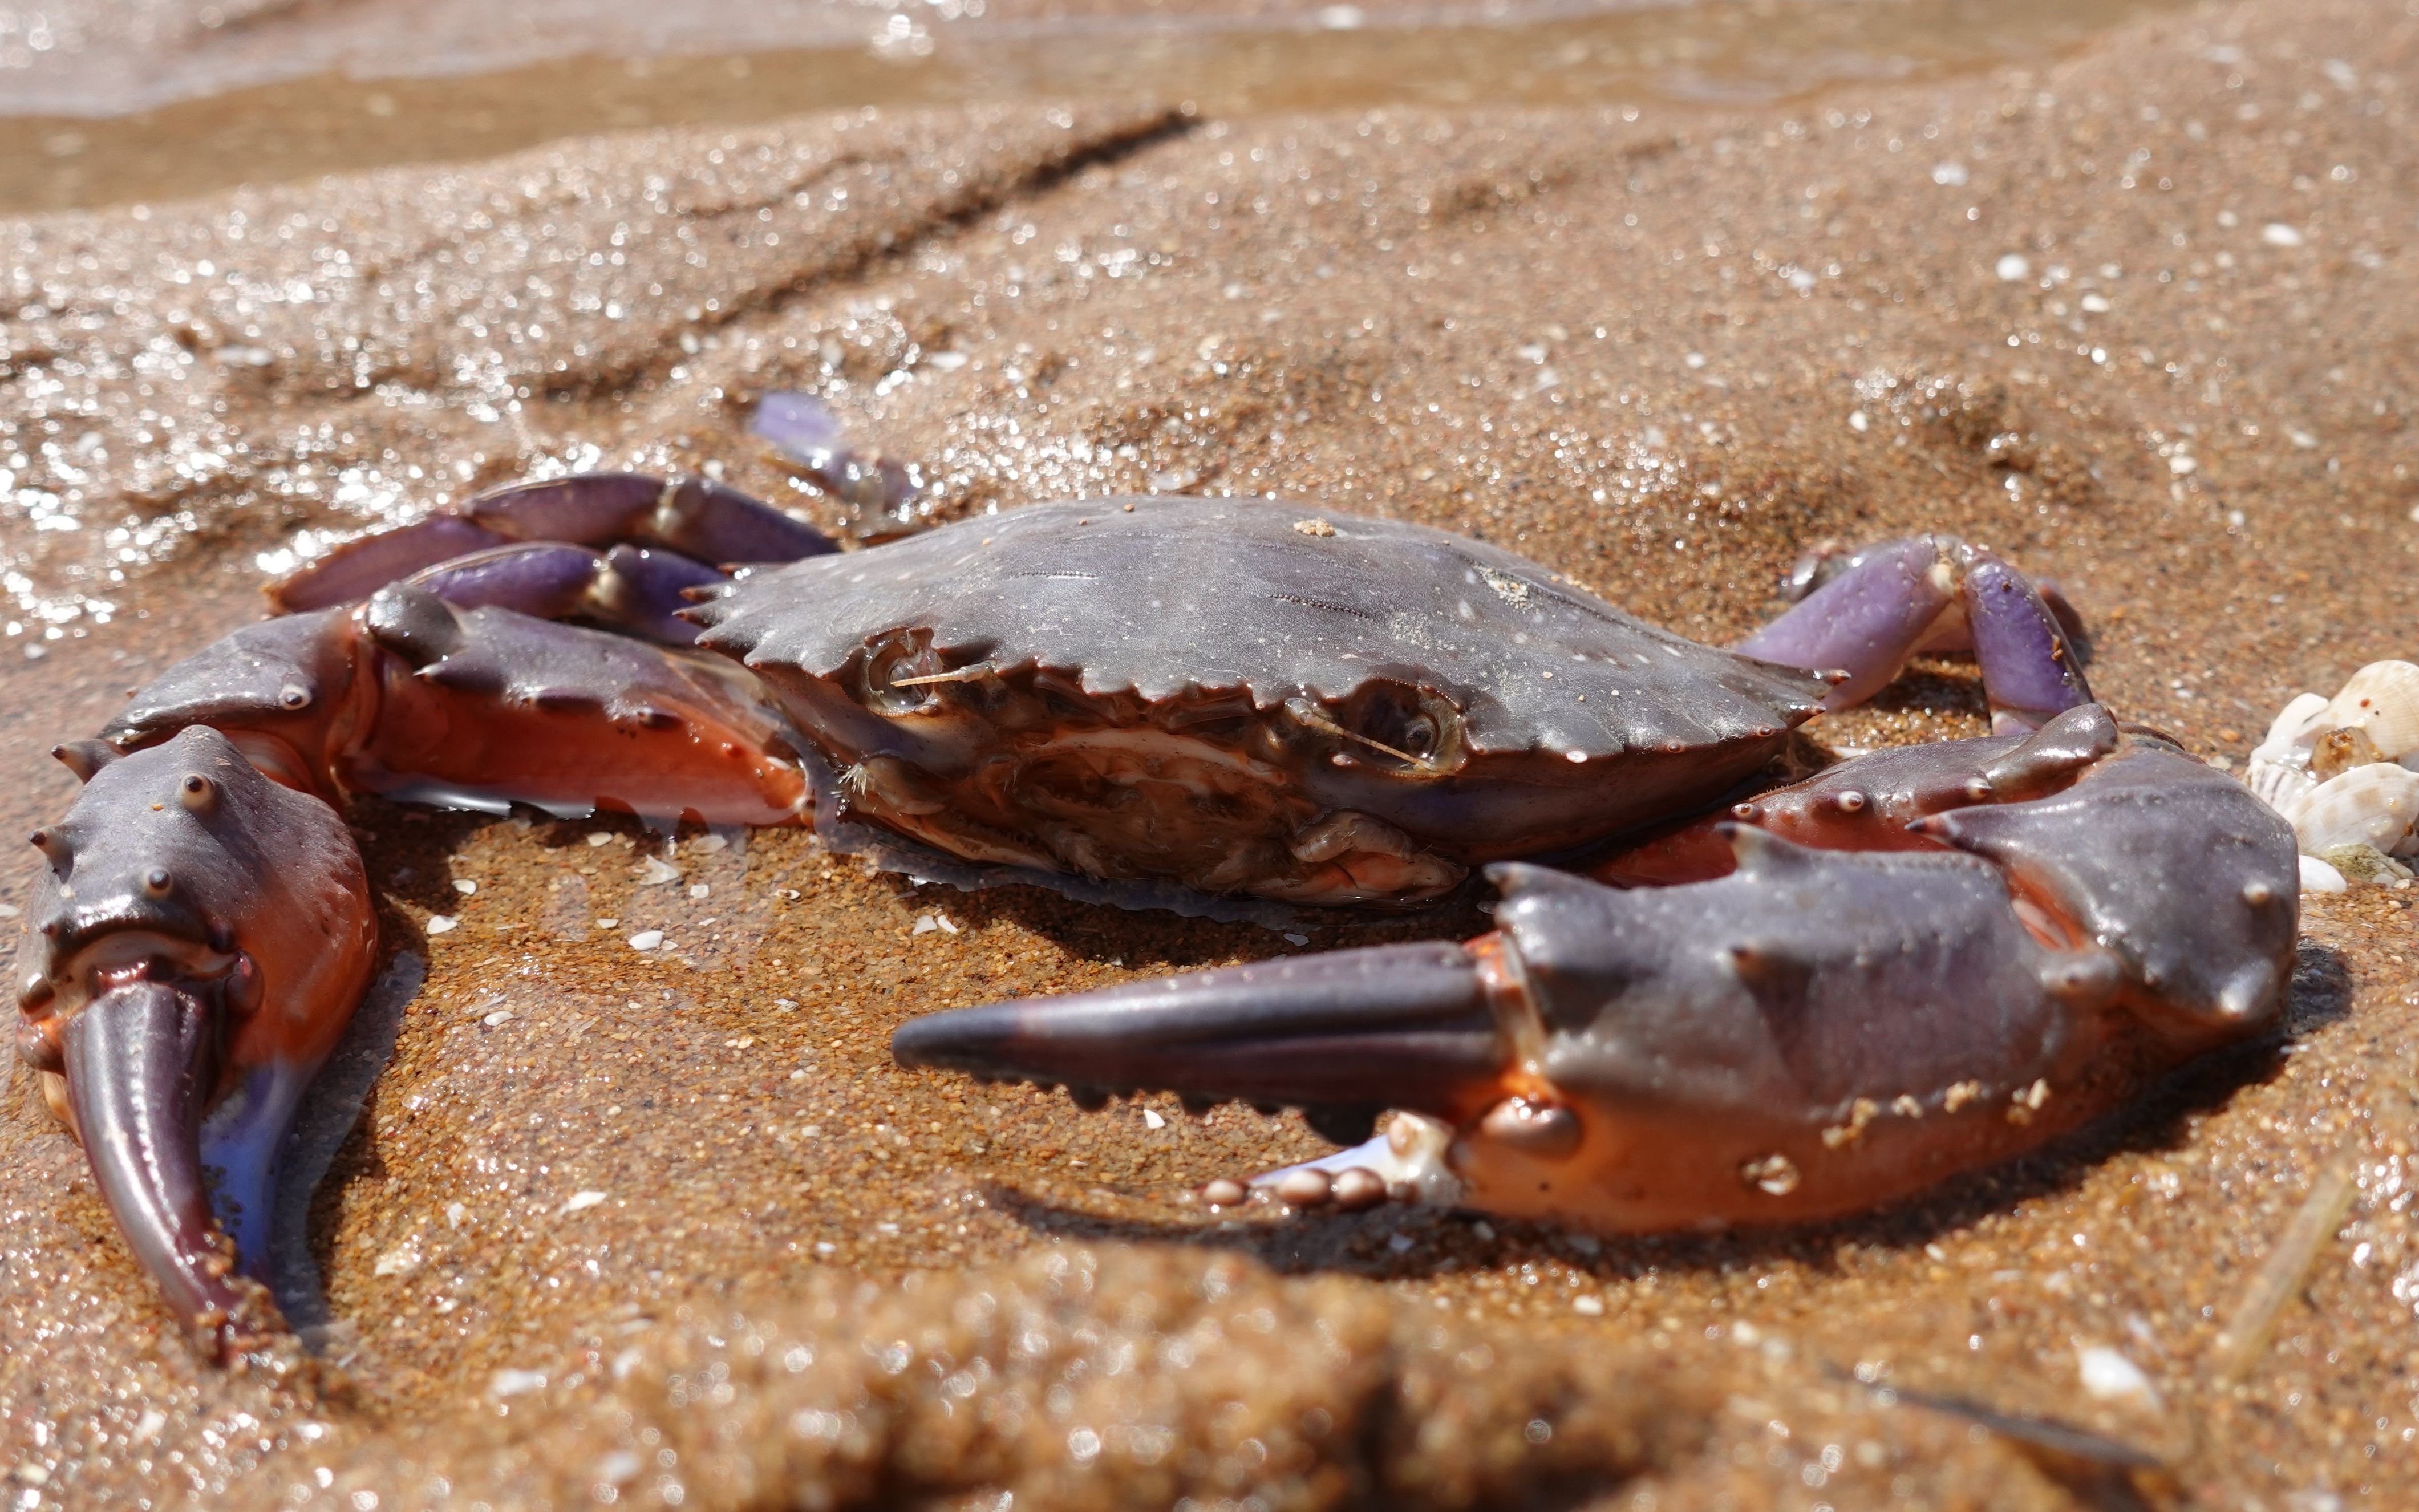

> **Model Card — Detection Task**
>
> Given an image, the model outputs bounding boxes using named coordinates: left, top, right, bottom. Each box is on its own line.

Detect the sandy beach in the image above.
left=0, top=0, right=2414, bottom=1504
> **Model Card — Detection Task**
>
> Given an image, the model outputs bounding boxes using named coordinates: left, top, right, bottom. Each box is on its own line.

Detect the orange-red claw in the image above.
left=18, top=727, right=375, bottom=1355
left=892, top=740, right=2296, bottom=1233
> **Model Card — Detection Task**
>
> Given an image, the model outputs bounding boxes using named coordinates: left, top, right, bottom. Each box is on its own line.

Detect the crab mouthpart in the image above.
left=890, top=939, right=1514, bottom=1134
left=59, top=980, right=281, bottom=1358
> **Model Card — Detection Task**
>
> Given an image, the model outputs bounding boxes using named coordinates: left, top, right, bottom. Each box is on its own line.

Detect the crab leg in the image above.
left=398, top=541, right=729, bottom=646
left=1733, top=536, right=2091, bottom=728
left=750, top=391, right=922, bottom=522
left=1591, top=702, right=2121, bottom=886
left=99, top=585, right=808, bottom=825
left=893, top=720, right=2296, bottom=1231
left=266, top=472, right=834, bottom=613
left=17, top=728, right=376, bottom=1355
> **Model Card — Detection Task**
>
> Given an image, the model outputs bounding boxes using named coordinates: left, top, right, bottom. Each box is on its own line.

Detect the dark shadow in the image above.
left=270, top=950, right=423, bottom=1345
left=1830, top=1373, right=2170, bottom=1512
left=346, top=798, right=500, bottom=911
left=911, top=873, right=1494, bottom=974
left=1859, top=658, right=1991, bottom=720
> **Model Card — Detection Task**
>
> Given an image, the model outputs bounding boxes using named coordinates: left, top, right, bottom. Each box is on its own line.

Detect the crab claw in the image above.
left=17, top=727, right=376, bottom=1355
left=895, top=809, right=2290, bottom=1233
left=59, top=980, right=273, bottom=1350
left=891, top=941, right=1509, bottom=1146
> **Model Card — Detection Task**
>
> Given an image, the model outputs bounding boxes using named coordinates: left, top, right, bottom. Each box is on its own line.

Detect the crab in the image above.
left=894, top=702, right=2298, bottom=1228
left=14, top=460, right=2293, bottom=1357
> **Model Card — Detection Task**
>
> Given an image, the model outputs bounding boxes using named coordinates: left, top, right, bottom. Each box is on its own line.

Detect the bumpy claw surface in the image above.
left=15, top=727, right=376, bottom=1357
left=892, top=708, right=2298, bottom=1231
left=100, top=586, right=808, bottom=825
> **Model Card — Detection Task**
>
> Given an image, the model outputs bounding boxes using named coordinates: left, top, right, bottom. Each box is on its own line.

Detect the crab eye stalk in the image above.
left=1294, top=683, right=1468, bottom=775
left=861, top=632, right=947, bottom=716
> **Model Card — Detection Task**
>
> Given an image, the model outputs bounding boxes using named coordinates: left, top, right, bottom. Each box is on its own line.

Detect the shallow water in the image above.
left=1, top=0, right=2190, bottom=214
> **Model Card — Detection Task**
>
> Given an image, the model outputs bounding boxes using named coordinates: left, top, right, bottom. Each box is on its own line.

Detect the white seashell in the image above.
left=2322, top=660, right=2419, bottom=762
left=2251, top=761, right=2317, bottom=817
left=2290, top=762, right=2419, bottom=856
left=2245, top=691, right=2328, bottom=813
left=2299, top=853, right=2348, bottom=894
left=2255, top=691, right=2331, bottom=757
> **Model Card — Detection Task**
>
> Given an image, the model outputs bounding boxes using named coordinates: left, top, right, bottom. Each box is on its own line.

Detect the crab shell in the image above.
left=685, top=497, right=1828, bottom=903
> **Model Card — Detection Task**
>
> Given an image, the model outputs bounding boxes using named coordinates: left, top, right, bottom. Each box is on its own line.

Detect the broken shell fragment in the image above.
left=2316, top=842, right=2414, bottom=885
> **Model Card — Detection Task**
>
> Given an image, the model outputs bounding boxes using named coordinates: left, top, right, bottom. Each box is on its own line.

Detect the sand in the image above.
left=1, top=0, right=2415, bottom=1505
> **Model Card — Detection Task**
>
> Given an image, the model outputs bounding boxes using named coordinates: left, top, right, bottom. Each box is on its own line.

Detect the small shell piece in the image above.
left=2245, top=691, right=2328, bottom=814
left=2321, top=660, right=2419, bottom=763
left=2286, top=762, right=2419, bottom=857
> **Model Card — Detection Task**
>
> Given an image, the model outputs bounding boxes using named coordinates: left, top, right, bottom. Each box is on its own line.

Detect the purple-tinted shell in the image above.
left=686, top=497, right=1826, bottom=761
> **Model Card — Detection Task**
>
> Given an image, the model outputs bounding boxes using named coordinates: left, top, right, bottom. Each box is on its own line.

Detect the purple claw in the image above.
left=751, top=392, right=921, bottom=528
left=896, top=800, right=2294, bottom=1233
left=1732, top=538, right=1955, bottom=708
left=266, top=516, right=510, bottom=613
left=62, top=981, right=274, bottom=1349
left=400, top=541, right=728, bottom=645
left=1961, top=552, right=2093, bottom=730
left=21, top=727, right=375, bottom=1355
left=461, top=472, right=836, bottom=567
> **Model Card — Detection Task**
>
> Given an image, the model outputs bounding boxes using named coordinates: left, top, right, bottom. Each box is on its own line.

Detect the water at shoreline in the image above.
left=3, top=0, right=2189, bottom=214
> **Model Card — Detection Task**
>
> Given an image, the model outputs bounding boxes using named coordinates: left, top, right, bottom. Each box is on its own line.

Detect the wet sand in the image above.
left=1, top=0, right=2416, bottom=1505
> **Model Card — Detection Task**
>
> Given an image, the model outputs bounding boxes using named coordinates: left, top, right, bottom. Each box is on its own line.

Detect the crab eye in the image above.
left=278, top=684, right=312, bottom=710
left=178, top=773, right=217, bottom=811
left=141, top=868, right=174, bottom=898
left=861, top=633, right=945, bottom=716
left=1332, top=683, right=1465, bottom=774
